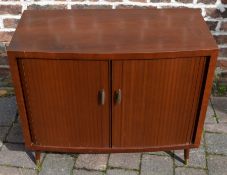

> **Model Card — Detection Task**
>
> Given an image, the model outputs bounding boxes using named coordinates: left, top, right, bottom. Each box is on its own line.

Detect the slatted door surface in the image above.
left=18, top=59, right=110, bottom=147
left=112, top=57, right=206, bottom=147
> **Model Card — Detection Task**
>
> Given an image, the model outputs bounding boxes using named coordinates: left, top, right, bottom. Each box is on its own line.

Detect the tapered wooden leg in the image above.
left=184, top=149, right=189, bottom=165
left=35, top=151, right=41, bottom=165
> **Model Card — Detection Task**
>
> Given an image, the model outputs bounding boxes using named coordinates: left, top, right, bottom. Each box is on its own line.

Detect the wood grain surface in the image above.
left=18, top=59, right=110, bottom=147
left=112, top=58, right=206, bottom=147
left=8, top=9, right=217, bottom=56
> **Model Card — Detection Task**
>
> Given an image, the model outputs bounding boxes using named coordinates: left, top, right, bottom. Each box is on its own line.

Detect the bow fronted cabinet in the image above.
left=7, top=9, right=218, bottom=165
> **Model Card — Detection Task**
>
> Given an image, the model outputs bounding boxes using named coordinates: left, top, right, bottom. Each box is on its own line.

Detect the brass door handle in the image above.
left=98, top=89, right=105, bottom=105
left=114, top=89, right=121, bottom=104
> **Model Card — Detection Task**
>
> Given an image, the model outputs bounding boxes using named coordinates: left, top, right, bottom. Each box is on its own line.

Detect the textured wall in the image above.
left=0, top=0, right=227, bottom=95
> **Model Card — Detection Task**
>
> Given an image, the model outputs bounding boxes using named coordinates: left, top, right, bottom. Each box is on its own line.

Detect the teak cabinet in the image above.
left=7, top=9, right=218, bottom=165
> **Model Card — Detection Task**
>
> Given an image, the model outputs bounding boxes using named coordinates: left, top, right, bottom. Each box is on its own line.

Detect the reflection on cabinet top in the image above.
left=8, top=9, right=218, bottom=58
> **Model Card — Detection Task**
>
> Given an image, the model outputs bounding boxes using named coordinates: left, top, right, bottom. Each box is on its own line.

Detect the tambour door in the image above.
left=112, top=57, right=207, bottom=148
left=18, top=59, right=110, bottom=148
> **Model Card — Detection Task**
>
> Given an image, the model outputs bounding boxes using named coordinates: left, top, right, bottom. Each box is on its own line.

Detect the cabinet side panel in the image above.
left=112, top=57, right=206, bottom=147
left=18, top=59, right=110, bottom=147
left=7, top=54, right=33, bottom=147
left=194, top=53, right=218, bottom=145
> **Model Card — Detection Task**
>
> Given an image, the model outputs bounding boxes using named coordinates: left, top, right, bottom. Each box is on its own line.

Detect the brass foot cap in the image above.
left=36, top=160, right=41, bottom=168
left=185, top=159, right=189, bottom=165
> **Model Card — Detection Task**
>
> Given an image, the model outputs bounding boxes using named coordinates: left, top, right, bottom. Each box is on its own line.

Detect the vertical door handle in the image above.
left=114, top=89, right=121, bottom=104
left=98, top=89, right=105, bottom=105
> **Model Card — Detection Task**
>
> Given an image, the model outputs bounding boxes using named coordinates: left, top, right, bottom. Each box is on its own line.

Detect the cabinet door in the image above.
left=112, top=58, right=206, bottom=147
left=18, top=59, right=110, bottom=148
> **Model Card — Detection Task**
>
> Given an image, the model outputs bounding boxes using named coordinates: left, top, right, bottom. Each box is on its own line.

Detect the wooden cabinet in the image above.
left=7, top=9, right=218, bottom=165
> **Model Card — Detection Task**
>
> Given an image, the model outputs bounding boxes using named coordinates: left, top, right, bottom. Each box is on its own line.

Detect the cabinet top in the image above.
left=8, top=9, right=218, bottom=57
